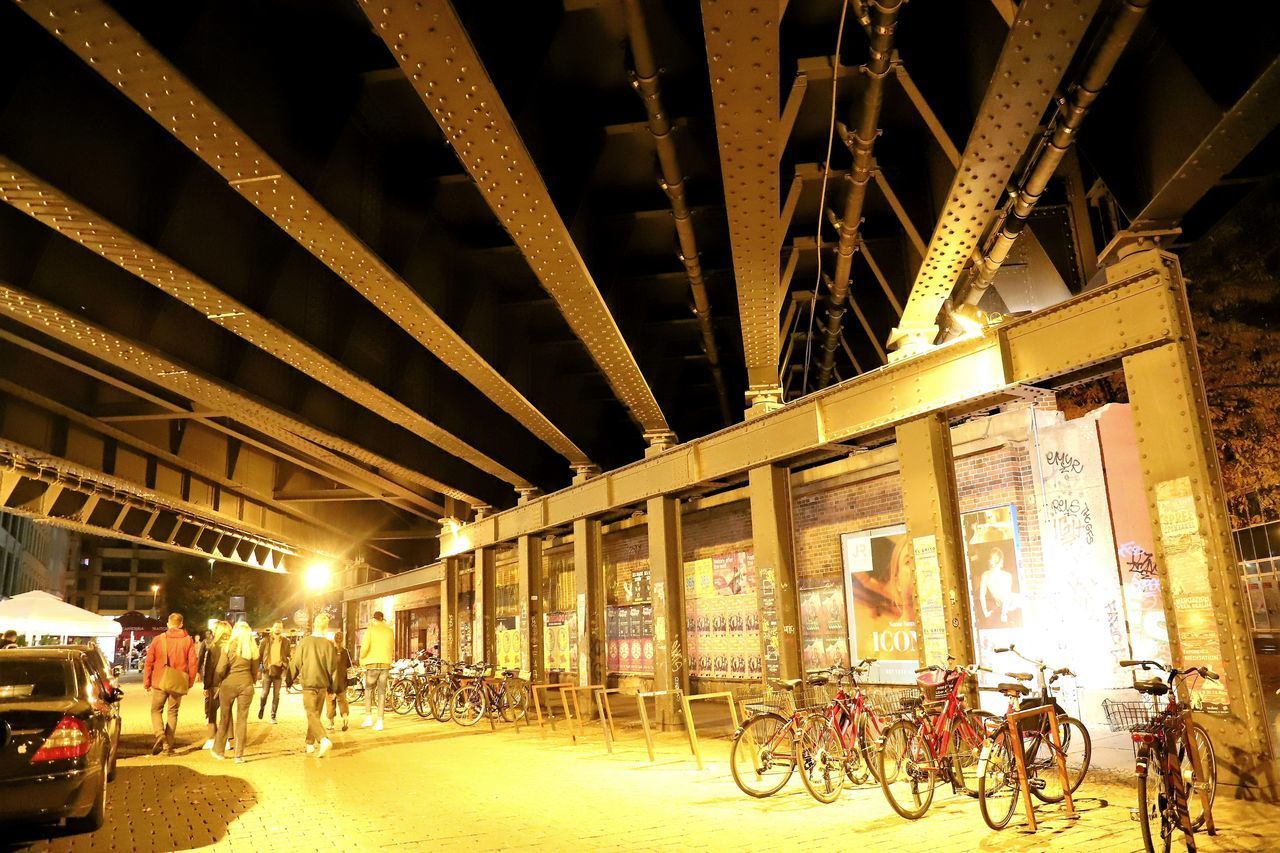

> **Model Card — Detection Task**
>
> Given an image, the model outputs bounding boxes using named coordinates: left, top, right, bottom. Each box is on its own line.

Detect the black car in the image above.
left=48, top=644, right=122, bottom=781
left=0, top=648, right=121, bottom=833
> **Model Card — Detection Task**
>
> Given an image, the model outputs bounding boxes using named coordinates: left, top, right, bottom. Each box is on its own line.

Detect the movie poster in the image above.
left=841, top=526, right=918, bottom=679
left=799, top=578, right=848, bottom=672
left=963, top=506, right=1024, bottom=631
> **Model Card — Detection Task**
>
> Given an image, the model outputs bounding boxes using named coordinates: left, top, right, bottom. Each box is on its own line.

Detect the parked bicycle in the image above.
left=450, top=663, right=530, bottom=726
left=976, top=645, right=1092, bottom=829
left=797, top=660, right=921, bottom=803
left=729, top=676, right=830, bottom=798
left=1104, top=660, right=1219, bottom=853
left=876, top=659, right=994, bottom=819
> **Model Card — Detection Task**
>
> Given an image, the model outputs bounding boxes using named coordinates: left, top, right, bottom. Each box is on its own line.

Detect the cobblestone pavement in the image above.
left=5, top=675, right=1279, bottom=851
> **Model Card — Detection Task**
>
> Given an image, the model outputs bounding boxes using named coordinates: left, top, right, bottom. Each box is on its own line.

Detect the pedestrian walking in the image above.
left=326, top=631, right=352, bottom=732
left=199, top=621, right=232, bottom=750
left=143, top=612, right=198, bottom=755
left=289, top=613, right=337, bottom=757
left=256, top=621, right=292, bottom=724
left=0, top=629, right=18, bottom=649
left=360, top=610, right=394, bottom=730
left=212, top=621, right=260, bottom=763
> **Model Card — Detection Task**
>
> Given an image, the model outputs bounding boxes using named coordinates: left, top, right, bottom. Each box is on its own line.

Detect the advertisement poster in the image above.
left=543, top=612, right=576, bottom=673
left=799, top=578, right=847, bottom=672
left=685, top=550, right=761, bottom=680
left=604, top=603, right=651, bottom=675
left=841, top=525, right=917, bottom=681
left=963, top=506, right=1024, bottom=630
left=914, top=535, right=948, bottom=668
left=495, top=616, right=521, bottom=674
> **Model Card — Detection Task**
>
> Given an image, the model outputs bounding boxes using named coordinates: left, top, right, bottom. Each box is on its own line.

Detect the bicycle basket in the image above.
left=865, top=685, right=925, bottom=717
left=1101, top=699, right=1155, bottom=733
left=916, top=671, right=959, bottom=704
left=740, top=686, right=794, bottom=718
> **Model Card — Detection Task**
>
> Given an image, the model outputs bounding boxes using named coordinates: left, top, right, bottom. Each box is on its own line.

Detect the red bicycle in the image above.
left=876, top=660, right=993, bottom=819
left=799, top=659, right=920, bottom=803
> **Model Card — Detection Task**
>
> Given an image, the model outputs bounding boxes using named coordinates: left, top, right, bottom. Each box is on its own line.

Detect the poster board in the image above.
left=841, top=525, right=916, bottom=684
left=960, top=505, right=1027, bottom=679
left=684, top=550, right=762, bottom=680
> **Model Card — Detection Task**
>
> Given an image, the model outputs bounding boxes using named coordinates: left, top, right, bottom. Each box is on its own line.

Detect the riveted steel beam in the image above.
left=441, top=260, right=1183, bottom=554
left=0, top=329, right=443, bottom=521
left=892, top=0, right=1103, bottom=354
left=702, top=0, right=783, bottom=393
left=0, top=441, right=299, bottom=572
left=1106, top=52, right=1280, bottom=249
left=355, top=0, right=669, bottom=437
left=0, top=284, right=480, bottom=509
left=12, top=0, right=590, bottom=470
left=0, top=157, right=530, bottom=495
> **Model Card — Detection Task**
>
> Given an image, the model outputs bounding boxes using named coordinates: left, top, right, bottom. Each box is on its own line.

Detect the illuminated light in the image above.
left=304, top=560, right=333, bottom=592
left=949, top=303, right=987, bottom=337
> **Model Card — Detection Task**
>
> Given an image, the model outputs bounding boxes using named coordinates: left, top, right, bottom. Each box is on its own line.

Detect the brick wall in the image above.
left=682, top=501, right=753, bottom=562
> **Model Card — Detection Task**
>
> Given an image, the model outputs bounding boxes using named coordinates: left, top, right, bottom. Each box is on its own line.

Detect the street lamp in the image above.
left=150, top=584, right=160, bottom=617
left=304, top=560, right=333, bottom=634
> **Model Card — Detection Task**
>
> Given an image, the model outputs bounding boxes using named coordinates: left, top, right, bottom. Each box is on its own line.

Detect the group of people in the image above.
left=140, top=609, right=396, bottom=763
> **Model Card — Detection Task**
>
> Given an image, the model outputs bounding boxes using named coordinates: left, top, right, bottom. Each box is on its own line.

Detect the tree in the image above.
left=163, top=560, right=298, bottom=631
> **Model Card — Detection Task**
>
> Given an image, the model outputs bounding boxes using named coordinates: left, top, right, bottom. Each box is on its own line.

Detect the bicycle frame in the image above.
left=911, top=670, right=982, bottom=773
left=1132, top=682, right=1215, bottom=840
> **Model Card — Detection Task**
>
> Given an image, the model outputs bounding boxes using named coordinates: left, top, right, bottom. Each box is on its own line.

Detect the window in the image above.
left=99, top=575, right=132, bottom=592
left=101, top=558, right=132, bottom=574
left=137, top=559, right=165, bottom=575
left=98, top=595, right=131, bottom=611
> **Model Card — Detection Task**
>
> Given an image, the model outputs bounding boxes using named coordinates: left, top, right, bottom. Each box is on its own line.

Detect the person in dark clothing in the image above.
left=289, top=613, right=337, bottom=757
left=325, top=631, right=352, bottom=732
left=199, top=621, right=232, bottom=750
left=257, top=622, right=292, bottom=724
left=1, top=629, right=19, bottom=649
left=213, top=621, right=260, bottom=763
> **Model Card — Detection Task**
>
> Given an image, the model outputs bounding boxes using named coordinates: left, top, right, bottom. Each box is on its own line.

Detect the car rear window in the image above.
left=0, top=659, right=74, bottom=701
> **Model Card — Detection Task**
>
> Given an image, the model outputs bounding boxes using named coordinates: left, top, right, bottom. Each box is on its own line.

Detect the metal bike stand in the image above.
left=635, top=689, right=684, bottom=763
left=1006, top=704, right=1077, bottom=832
left=562, top=684, right=605, bottom=746
left=680, top=691, right=742, bottom=770
left=530, top=681, right=565, bottom=736
left=593, top=687, right=623, bottom=753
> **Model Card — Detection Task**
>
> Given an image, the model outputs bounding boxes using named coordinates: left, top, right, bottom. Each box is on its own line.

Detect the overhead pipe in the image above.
left=623, top=0, right=734, bottom=426
left=815, top=0, right=905, bottom=388
left=947, top=0, right=1151, bottom=327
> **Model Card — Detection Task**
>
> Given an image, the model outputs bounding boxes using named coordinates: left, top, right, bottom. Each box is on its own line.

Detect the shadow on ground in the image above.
left=3, top=764, right=257, bottom=852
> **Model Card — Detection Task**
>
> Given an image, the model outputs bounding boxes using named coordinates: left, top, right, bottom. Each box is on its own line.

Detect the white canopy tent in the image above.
left=0, top=590, right=123, bottom=662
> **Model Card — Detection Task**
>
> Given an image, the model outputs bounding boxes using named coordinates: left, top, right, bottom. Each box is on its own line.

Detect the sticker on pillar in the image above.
left=1157, top=477, right=1230, bottom=712
left=913, top=534, right=948, bottom=669
left=760, top=566, right=781, bottom=679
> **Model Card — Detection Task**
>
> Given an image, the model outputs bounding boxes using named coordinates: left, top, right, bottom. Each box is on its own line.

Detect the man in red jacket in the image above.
left=144, top=612, right=199, bottom=755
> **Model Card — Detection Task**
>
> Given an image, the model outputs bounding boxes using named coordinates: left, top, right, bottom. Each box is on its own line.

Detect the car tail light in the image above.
left=31, top=717, right=91, bottom=762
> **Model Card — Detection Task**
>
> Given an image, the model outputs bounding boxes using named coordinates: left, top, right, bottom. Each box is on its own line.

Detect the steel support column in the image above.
left=439, top=556, right=462, bottom=661
left=516, top=534, right=544, bottom=682
left=1116, top=250, right=1275, bottom=788
left=573, top=517, right=605, bottom=688
left=648, top=495, right=688, bottom=725
left=895, top=414, right=974, bottom=670
left=747, top=465, right=802, bottom=681
left=472, top=547, right=496, bottom=666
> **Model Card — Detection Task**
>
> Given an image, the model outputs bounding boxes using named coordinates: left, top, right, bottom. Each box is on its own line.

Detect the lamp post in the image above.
left=304, top=560, right=333, bottom=634
left=150, top=584, right=160, bottom=617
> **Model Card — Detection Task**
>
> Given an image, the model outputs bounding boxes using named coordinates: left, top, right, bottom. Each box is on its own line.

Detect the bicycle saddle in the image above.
left=771, top=678, right=803, bottom=691
left=502, top=669, right=519, bottom=678
left=997, top=682, right=1031, bottom=697
left=807, top=675, right=830, bottom=687
left=1134, top=678, right=1169, bottom=696
left=900, top=696, right=923, bottom=709
left=1005, top=671, right=1034, bottom=682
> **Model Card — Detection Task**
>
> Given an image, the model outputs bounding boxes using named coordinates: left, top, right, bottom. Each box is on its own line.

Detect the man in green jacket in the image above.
left=288, top=613, right=337, bottom=757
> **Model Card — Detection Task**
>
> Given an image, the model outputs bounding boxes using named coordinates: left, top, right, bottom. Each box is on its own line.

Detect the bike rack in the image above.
left=635, top=689, right=686, bottom=763
left=593, top=687, right=623, bottom=753
left=680, top=691, right=741, bottom=770
left=559, top=684, right=607, bottom=745
left=1003, top=704, right=1077, bottom=832
left=530, top=681, right=575, bottom=737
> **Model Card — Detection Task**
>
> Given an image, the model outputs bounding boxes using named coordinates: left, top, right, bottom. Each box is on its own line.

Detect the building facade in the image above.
left=66, top=542, right=173, bottom=617
left=0, top=511, right=75, bottom=599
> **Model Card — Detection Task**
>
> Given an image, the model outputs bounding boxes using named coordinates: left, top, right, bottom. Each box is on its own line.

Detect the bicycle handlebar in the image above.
left=1120, top=660, right=1220, bottom=681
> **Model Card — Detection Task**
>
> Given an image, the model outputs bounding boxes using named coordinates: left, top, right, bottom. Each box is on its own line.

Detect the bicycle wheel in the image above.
left=798, top=715, right=845, bottom=804
left=877, top=719, right=936, bottom=820
left=948, top=710, right=991, bottom=796
left=1179, top=722, right=1216, bottom=830
left=390, top=680, right=414, bottom=715
left=414, top=679, right=437, bottom=718
left=452, top=683, right=486, bottom=727
left=844, top=718, right=872, bottom=786
left=1031, top=715, right=1091, bottom=802
left=729, top=713, right=795, bottom=798
left=1137, top=761, right=1173, bottom=853
left=431, top=681, right=454, bottom=723
left=977, top=732, right=1020, bottom=831
left=501, top=679, right=530, bottom=723
left=345, top=680, right=364, bottom=704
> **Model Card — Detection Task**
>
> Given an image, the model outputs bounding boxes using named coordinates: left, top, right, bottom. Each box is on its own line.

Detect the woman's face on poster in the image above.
left=988, top=547, right=1004, bottom=571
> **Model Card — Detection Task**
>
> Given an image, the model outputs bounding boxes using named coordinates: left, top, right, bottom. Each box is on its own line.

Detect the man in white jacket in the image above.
left=359, top=611, right=395, bottom=730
